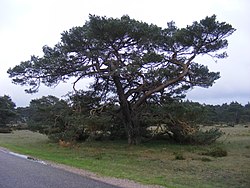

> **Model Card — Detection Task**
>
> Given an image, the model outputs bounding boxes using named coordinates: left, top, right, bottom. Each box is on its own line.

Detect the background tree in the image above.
left=27, top=95, right=68, bottom=134
left=8, top=15, right=235, bottom=144
left=26, top=93, right=116, bottom=142
left=15, top=107, right=30, bottom=124
left=0, top=95, right=16, bottom=132
left=242, top=103, right=250, bottom=123
left=64, top=91, right=115, bottom=142
left=226, top=102, right=243, bottom=125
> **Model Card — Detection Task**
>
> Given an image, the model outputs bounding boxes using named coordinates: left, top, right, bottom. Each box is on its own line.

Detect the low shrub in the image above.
left=166, top=120, right=223, bottom=145
left=202, top=147, right=228, bottom=157
left=188, top=128, right=224, bottom=145
left=201, top=157, right=212, bottom=162
left=174, top=152, right=185, bottom=160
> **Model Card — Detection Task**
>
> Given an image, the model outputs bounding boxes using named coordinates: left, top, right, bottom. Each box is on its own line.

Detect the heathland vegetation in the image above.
left=0, top=124, right=249, bottom=187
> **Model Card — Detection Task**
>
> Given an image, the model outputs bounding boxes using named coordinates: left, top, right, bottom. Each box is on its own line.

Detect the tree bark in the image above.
left=125, top=111, right=141, bottom=145
left=112, top=74, right=141, bottom=145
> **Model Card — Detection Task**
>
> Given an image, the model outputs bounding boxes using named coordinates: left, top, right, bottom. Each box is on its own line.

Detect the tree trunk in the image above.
left=112, top=74, right=141, bottom=145
left=124, top=112, right=141, bottom=145
left=118, top=92, right=141, bottom=145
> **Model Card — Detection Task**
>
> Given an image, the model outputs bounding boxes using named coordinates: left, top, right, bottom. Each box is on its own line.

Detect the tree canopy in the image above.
left=8, top=15, right=235, bottom=144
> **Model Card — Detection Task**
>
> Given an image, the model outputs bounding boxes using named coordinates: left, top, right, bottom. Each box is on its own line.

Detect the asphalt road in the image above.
left=0, top=149, right=120, bottom=188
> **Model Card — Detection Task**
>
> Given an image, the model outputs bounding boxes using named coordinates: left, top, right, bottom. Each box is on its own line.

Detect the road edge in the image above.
left=0, top=146, right=164, bottom=188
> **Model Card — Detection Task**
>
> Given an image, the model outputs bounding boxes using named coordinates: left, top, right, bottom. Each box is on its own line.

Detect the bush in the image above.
left=174, top=152, right=185, bottom=160
left=48, top=126, right=88, bottom=142
left=202, top=147, right=228, bottom=157
left=171, top=127, right=223, bottom=145
left=201, top=157, right=212, bottom=162
left=186, top=128, right=224, bottom=145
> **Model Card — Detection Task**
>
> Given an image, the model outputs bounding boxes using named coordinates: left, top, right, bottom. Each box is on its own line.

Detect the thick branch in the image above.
left=133, top=55, right=195, bottom=110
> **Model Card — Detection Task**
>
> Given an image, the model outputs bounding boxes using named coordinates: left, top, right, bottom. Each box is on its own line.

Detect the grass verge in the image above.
left=0, top=126, right=250, bottom=188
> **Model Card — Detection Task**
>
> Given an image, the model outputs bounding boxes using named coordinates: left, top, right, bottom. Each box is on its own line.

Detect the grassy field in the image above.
left=0, top=125, right=250, bottom=188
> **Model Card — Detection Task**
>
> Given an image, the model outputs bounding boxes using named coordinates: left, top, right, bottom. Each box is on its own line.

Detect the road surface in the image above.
left=0, top=149, right=120, bottom=188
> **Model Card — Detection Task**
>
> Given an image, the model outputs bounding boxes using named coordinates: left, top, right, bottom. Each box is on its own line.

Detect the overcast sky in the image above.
left=0, top=0, right=249, bottom=107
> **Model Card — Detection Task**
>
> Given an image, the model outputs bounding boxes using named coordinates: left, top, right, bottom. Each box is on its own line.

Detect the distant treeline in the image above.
left=2, top=94, right=250, bottom=129
left=15, top=97, right=250, bottom=126
left=176, top=101, right=250, bottom=125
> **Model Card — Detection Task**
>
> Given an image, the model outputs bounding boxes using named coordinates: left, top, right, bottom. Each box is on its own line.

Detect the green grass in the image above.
left=0, top=126, right=250, bottom=188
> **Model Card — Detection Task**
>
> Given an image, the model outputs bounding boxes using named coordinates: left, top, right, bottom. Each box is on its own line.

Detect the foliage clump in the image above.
left=174, top=152, right=185, bottom=160
left=0, top=95, right=17, bottom=133
left=202, top=147, right=228, bottom=157
left=200, top=157, right=212, bottom=162
left=176, top=128, right=224, bottom=145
